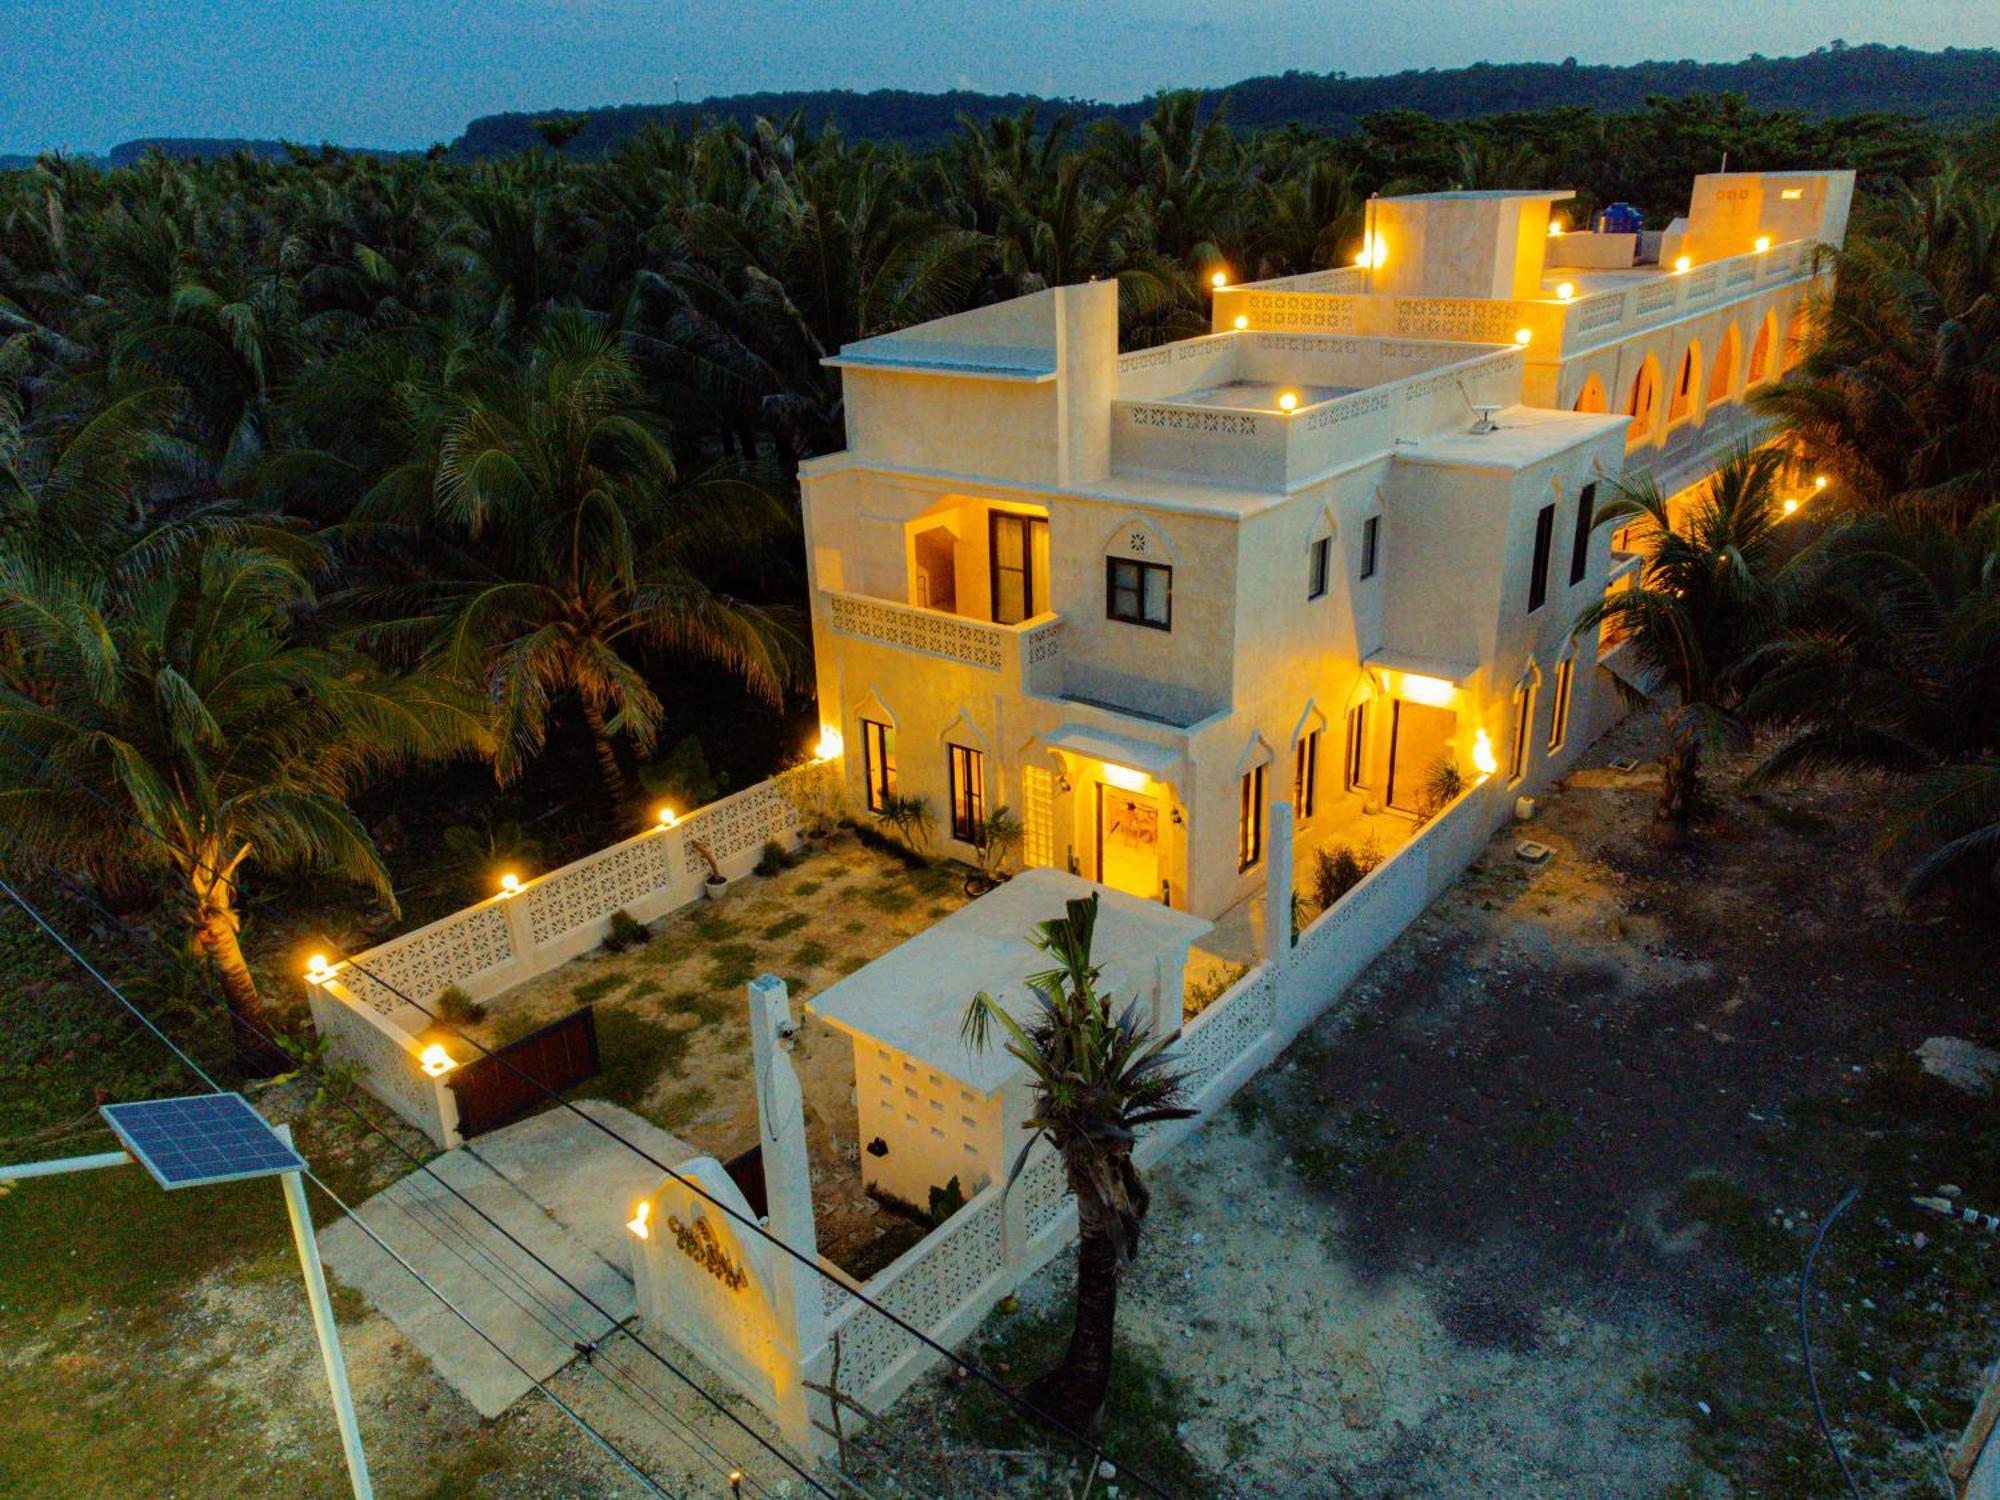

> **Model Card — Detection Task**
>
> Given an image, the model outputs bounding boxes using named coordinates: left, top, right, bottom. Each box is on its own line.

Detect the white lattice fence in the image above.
left=1176, top=965, right=1278, bottom=1110
left=523, top=834, right=675, bottom=948
left=335, top=902, right=518, bottom=1017
left=306, top=984, right=451, bottom=1144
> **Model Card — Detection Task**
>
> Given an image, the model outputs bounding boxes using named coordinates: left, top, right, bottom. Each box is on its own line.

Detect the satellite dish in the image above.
left=1469, top=404, right=1503, bottom=434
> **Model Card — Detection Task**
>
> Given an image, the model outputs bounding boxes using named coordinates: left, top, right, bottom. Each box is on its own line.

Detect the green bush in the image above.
left=435, top=984, right=486, bottom=1024
left=753, top=838, right=799, bottom=877
left=603, top=908, right=650, bottom=952
left=1310, top=836, right=1384, bottom=912
left=927, top=1174, right=967, bottom=1225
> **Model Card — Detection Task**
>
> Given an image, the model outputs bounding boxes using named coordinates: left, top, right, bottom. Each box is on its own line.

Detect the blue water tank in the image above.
left=1594, top=202, right=1643, bottom=236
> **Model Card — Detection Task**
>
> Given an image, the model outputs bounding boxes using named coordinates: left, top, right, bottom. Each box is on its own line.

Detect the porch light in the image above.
left=1354, top=233, right=1385, bottom=269
left=627, top=1200, right=652, bottom=1240
left=1754, top=235, right=1772, bottom=253
left=498, top=872, right=521, bottom=896
left=1399, top=674, right=1457, bottom=708
left=1555, top=282, right=1575, bottom=302
left=1780, top=187, right=1804, bottom=201
left=1471, top=729, right=1499, bottom=778
left=419, top=1044, right=456, bottom=1077
left=1233, top=314, right=1249, bottom=330
left=1514, top=328, right=1532, bottom=346
left=1814, top=474, right=1828, bottom=490
left=1102, top=763, right=1149, bottom=793
left=306, top=953, right=330, bottom=982
left=1783, top=499, right=1800, bottom=515
left=814, top=727, right=843, bottom=762
left=1277, top=391, right=1299, bottom=412
left=1548, top=217, right=1565, bottom=237
left=655, top=804, right=679, bottom=829
left=1673, top=255, right=1692, bottom=274
left=1210, top=270, right=1229, bottom=289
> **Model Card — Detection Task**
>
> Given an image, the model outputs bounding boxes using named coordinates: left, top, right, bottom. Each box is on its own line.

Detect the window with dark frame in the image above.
left=860, top=719, right=896, bottom=813
left=1568, top=483, right=1597, bottom=586
left=1549, top=658, right=1575, bottom=750
left=1238, top=764, right=1264, bottom=871
left=1360, top=515, right=1380, bottom=579
left=989, top=512, right=1046, bottom=625
left=947, top=743, right=985, bottom=842
left=1294, top=729, right=1319, bottom=818
left=1344, top=702, right=1368, bottom=790
left=1307, top=536, right=1331, bottom=599
left=1527, top=502, right=1556, bottom=612
left=1106, top=556, right=1172, bottom=629
left=1509, top=683, right=1534, bottom=782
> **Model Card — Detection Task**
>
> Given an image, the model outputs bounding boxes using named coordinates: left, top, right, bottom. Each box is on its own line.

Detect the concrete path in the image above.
left=320, top=1100, right=692, bottom=1418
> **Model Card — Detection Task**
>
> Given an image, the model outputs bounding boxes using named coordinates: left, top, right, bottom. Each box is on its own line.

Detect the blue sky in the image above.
left=6, top=0, right=1998, bottom=155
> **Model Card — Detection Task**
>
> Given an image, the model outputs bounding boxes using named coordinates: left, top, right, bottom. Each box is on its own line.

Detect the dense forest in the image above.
left=1, top=89, right=1996, bottom=1065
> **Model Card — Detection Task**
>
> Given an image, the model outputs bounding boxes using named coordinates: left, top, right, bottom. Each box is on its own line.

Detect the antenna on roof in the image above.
left=1457, top=380, right=1502, bottom=434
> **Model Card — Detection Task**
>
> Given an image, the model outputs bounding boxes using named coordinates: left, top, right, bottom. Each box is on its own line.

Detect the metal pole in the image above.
left=0, top=1150, right=131, bottom=1181
left=274, top=1127, right=373, bottom=1499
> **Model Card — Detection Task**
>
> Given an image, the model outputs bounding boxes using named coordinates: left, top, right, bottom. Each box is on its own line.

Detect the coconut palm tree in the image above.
left=1574, top=445, right=1791, bottom=845
left=961, top=893, right=1193, bottom=1431
left=354, top=309, right=797, bottom=802
left=0, top=542, right=492, bottom=1070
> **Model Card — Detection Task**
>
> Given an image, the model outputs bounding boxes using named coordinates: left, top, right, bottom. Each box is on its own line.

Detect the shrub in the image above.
left=880, top=793, right=936, bottom=853
left=928, top=1174, right=967, bottom=1225
left=1414, top=757, right=1466, bottom=825
left=753, top=838, right=798, bottom=877
left=1311, top=836, right=1384, bottom=911
left=639, top=734, right=727, bottom=810
left=603, top=908, right=650, bottom=952
left=435, top=984, right=486, bottom=1025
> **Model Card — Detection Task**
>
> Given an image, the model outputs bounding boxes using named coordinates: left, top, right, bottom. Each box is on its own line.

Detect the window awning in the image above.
left=1037, top=724, right=1187, bottom=790
left=1363, top=648, right=1480, bottom=684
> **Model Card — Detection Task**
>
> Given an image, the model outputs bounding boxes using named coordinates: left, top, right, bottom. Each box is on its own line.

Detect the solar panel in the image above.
left=99, top=1092, right=306, bottom=1191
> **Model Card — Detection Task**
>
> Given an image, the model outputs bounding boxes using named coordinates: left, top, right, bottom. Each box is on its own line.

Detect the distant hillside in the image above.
left=456, top=43, right=2000, bottom=159
left=0, top=138, right=415, bottom=172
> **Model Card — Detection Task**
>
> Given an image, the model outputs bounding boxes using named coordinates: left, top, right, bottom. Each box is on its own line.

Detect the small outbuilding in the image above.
left=808, top=868, right=1211, bottom=1209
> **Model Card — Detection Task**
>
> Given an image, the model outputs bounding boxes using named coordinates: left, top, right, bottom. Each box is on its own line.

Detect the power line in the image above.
left=10, top=855, right=812, bottom=1500
left=0, top=874, right=674, bottom=1500
left=0, top=724, right=1176, bottom=1497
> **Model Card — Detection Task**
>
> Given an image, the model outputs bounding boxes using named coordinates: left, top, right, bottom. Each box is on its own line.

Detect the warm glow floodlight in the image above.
left=1471, top=729, right=1500, bottom=778
left=1353, top=233, right=1385, bottom=269
left=1514, top=328, right=1532, bottom=346
left=1277, top=390, right=1299, bottom=412
left=499, top=871, right=521, bottom=895
left=1547, top=217, right=1564, bottom=237
left=814, top=726, right=843, bottom=762
left=419, top=1044, right=455, bottom=1077
left=655, top=804, right=679, bottom=829
left=1814, top=474, right=1829, bottom=490
left=1399, top=674, right=1457, bottom=708
left=1673, top=255, right=1692, bottom=274
left=1555, top=282, right=1576, bottom=302
left=1783, top=498, right=1800, bottom=515
left=1754, top=235, right=1772, bottom=253
left=1233, top=314, right=1249, bottom=330
left=1210, top=270, right=1228, bottom=288
left=306, top=953, right=330, bottom=981
left=1101, top=763, right=1149, bottom=793
left=627, top=1200, right=652, bottom=1240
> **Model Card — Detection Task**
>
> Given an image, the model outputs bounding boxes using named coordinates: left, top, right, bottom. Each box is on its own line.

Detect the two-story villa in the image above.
left=798, top=171, right=1853, bottom=923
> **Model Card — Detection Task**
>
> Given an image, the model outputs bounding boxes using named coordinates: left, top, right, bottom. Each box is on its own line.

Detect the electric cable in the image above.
left=1799, top=1183, right=1864, bottom=1500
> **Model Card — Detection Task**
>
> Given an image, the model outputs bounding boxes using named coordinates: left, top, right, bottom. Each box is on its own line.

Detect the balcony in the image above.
left=821, top=589, right=1063, bottom=694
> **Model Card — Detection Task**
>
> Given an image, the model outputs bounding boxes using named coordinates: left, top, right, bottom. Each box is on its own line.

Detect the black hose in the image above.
left=1799, top=1183, right=1864, bottom=1500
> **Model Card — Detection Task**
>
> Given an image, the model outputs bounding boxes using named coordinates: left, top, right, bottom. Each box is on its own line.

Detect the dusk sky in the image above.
left=9, top=0, right=1999, bottom=155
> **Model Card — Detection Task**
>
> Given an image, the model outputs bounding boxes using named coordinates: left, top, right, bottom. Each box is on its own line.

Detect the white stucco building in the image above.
left=799, top=171, right=1852, bottom=922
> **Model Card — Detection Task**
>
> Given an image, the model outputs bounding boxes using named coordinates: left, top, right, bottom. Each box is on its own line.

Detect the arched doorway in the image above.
left=1709, top=323, right=1740, bottom=407
left=1748, top=313, right=1777, bottom=386
left=1626, top=354, right=1662, bottom=448
left=1668, top=341, right=1702, bottom=425
left=1573, top=374, right=1608, bottom=414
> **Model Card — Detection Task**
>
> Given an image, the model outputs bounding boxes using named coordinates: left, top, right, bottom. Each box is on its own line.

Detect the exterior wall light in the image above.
left=1548, top=217, right=1565, bottom=237
left=1783, top=498, right=1800, bottom=515
left=1673, top=255, right=1692, bottom=274
left=1814, top=474, right=1829, bottom=490
left=306, top=953, right=331, bottom=982
left=1233, top=314, right=1249, bottom=330
left=655, top=805, right=679, bottom=829
left=1514, top=328, right=1532, bottom=346
left=1102, top=763, right=1149, bottom=792
left=498, top=872, right=521, bottom=896
left=814, top=727, right=843, bottom=762
left=1354, top=233, right=1385, bottom=269
left=1754, top=235, right=1772, bottom=253
left=1399, top=674, right=1457, bottom=708
left=1471, top=729, right=1499, bottom=778
left=627, top=1200, right=652, bottom=1239
left=1210, top=270, right=1229, bottom=288
left=1555, top=282, right=1576, bottom=302
left=419, top=1043, right=456, bottom=1077
left=1277, top=391, right=1299, bottom=412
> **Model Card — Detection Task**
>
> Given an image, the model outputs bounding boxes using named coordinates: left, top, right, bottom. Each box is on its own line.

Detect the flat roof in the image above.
left=1394, top=404, right=1628, bottom=469
left=808, top=868, right=1212, bottom=1094
left=824, top=337, right=1058, bottom=382
left=1388, top=188, right=1573, bottom=202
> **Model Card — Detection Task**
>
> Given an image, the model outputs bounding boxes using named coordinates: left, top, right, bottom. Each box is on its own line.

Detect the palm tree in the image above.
left=1574, top=446, right=1791, bottom=845
left=355, top=310, right=797, bottom=802
left=1743, top=506, right=2000, bottom=913
left=0, top=542, right=491, bottom=1070
left=961, top=894, right=1194, bottom=1431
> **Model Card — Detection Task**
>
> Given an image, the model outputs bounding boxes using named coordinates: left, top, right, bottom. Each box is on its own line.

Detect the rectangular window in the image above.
left=1294, top=730, right=1319, bottom=818
left=1238, top=765, right=1264, bottom=872
left=1527, top=503, right=1556, bottom=612
left=1106, top=557, right=1172, bottom=630
left=947, top=744, right=985, bottom=842
left=1359, top=516, right=1380, bottom=580
left=1509, top=685, right=1534, bottom=782
left=1548, top=658, right=1574, bottom=751
left=1568, top=483, right=1597, bottom=586
left=989, top=512, right=1047, bottom=626
left=860, top=719, right=896, bottom=812
left=1344, top=702, right=1368, bottom=790
left=1307, top=536, right=1331, bottom=600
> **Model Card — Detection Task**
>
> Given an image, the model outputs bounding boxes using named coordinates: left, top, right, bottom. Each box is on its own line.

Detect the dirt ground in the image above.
left=856, top=711, right=2000, bottom=1498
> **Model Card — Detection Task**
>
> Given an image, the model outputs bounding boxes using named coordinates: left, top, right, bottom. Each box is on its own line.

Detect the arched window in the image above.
left=1785, top=307, right=1811, bottom=370
left=1572, top=374, right=1607, bottom=414
left=1748, top=314, right=1776, bottom=385
left=1709, top=324, right=1740, bottom=406
left=1626, top=356, right=1661, bottom=448
left=1668, top=342, right=1701, bottom=424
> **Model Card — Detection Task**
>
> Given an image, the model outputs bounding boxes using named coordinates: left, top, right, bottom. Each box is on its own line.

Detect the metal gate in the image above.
left=446, top=1006, right=601, bottom=1138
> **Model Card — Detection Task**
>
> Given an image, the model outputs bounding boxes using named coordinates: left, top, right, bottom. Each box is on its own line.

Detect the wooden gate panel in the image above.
left=447, top=1006, right=601, bottom=1138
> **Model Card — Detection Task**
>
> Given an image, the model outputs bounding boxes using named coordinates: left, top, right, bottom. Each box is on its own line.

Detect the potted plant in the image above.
left=690, top=837, right=730, bottom=899
left=964, top=805, right=1023, bottom=897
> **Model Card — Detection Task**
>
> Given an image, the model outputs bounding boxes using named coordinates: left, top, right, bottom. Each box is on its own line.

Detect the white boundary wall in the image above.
left=306, top=761, right=833, bottom=1144
left=805, top=771, right=1513, bottom=1422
